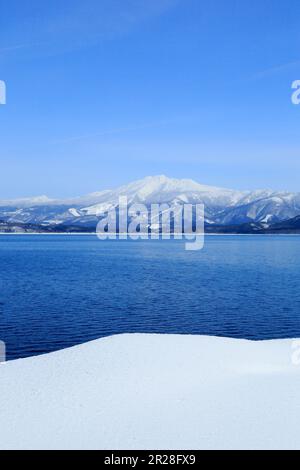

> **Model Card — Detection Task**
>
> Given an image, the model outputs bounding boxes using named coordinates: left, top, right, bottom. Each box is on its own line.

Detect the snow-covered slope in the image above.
left=0, top=195, right=55, bottom=207
left=81, top=175, right=244, bottom=217
left=0, top=175, right=299, bottom=227
left=0, top=334, right=299, bottom=450
left=215, top=192, right=300, bottom=225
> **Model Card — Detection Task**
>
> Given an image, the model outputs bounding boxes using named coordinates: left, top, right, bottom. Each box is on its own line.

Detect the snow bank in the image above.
left=0, top=334, right=299, bottom=450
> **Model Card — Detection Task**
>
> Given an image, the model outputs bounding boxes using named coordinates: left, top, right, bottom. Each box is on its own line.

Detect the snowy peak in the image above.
left=0, top=195, right=55, bottom=207
left=0, top=176, right=299, bottom=228
left=116, top=175, right=233, bottom=196
left=81, top=175, right=246, bottom=216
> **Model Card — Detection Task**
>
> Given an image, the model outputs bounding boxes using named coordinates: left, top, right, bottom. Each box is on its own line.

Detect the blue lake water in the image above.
left=0, top=234, right=300, bottom=360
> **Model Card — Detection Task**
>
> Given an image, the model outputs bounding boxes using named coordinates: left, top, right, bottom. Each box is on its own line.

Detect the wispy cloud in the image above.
left=0, top=40, right=52, bottom=56
left=0, top=44, right=28, bottom=53
left=0, top=0, right=180, bottom=57
left=52, top=117, right=180, bottom=145
left=252, top=60, right=300, bottom=80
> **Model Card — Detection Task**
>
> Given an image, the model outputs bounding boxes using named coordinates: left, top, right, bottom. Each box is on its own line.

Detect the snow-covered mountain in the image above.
left=0, top=175, right=299, bottom=229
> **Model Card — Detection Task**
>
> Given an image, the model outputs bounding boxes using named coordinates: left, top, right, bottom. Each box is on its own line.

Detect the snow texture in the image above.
left=0, top=334, right=299, bottom=450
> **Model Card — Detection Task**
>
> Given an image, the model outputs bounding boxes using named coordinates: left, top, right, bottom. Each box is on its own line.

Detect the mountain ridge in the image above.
left=1, top=175, right=299, bottom=230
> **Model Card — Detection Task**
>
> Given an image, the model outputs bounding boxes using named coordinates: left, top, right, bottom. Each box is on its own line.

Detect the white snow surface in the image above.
left=0, top=333, right=299, bottom=450
left=1, top=176, right=300, bottom=226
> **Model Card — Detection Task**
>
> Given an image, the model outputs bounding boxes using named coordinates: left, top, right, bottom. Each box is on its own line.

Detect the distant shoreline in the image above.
left=0, top=232, right=300, bottom=237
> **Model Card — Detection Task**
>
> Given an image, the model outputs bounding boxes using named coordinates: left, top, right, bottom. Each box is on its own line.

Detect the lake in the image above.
left=1, top=234, right=300, bottom=360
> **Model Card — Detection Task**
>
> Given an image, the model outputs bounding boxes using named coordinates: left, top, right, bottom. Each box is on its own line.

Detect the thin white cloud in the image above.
left=252, top=60, right=300, bottom=79
left=0, top=44, right=28, bottom=53
left=0, top=41, right=51, bottom=55
left=52, top=118, right=180, bottom=145
left=0, top=0, right=180, bottom=57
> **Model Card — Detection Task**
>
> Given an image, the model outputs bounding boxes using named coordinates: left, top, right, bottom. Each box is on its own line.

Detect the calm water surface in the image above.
left=0, top=235, right=300, bottom=360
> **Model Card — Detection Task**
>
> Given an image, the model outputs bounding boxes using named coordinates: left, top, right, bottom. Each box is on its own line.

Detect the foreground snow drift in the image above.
left=0, top=334, right=299, bottom=450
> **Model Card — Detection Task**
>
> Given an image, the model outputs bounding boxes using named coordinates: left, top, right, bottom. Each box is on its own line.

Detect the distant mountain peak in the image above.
left=117, top=175, right=229, bottom=196
left=0, top=195, right=54, bottom=207
left=0, top=176, right=299, bottom=229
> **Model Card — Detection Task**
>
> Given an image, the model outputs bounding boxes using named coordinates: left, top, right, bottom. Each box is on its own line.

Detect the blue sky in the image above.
left=0, top=0, right=300, bottom=198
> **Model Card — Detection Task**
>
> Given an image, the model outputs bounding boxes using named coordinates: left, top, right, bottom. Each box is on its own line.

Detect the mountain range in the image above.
left=1, top=175, right=300, bottom=233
